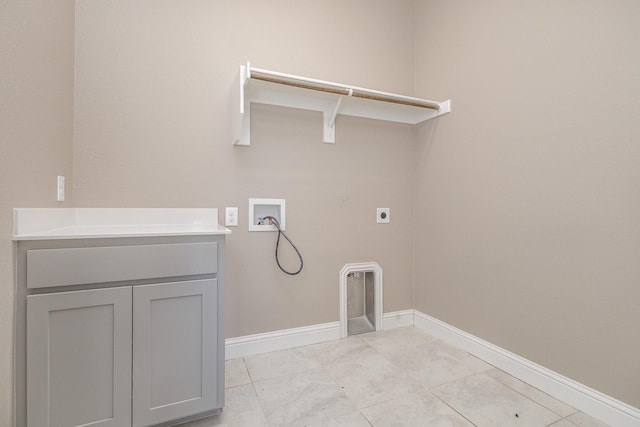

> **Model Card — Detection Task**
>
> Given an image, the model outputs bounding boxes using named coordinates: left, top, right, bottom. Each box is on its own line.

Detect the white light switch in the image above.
left=57, top=176, right=65, bottom=202
left=225, top=207, right=238, bottom=227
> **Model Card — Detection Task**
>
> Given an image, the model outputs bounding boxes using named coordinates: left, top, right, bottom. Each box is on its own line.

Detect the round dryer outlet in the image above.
left=376, top=208, right=390, bottom=223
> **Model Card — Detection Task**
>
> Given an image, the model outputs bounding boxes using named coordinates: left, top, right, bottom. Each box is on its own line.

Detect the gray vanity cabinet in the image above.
left=17, top=236, right=225, bottom=427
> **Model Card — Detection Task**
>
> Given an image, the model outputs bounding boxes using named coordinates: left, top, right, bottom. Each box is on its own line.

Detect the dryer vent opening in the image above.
left=339, top=262, right=383, bottom=338
left=346, top=271, right=375, bottom=335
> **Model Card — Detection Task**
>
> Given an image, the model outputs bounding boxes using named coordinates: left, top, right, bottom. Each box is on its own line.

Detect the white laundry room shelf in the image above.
left=232, top=62, right=451, bottom=146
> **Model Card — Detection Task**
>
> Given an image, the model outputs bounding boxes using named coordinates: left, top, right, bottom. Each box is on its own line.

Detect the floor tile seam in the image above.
left=252, top=364, right=359, bottom=426
left=284, top=398, right=360, bottom=427
left=304, top=338, right=366, bottom=366
left=364, top=334, right=488, bottom=369
left=247, top=380, right=271, bottom=425
left=365, top=341, right=436, bottom=355
left=248, top=358, right=342, bottom=386
left=242, top=357, right=259, bottom=383
left=249, top=364, right=325, bottom=385
left=544, top=414, right=580, bottom=426
left=355, top=338, right=409, bottom=370
left=312, top=356, right=372, bottom=370
left=432, top=371, right=567, bottom=426
left=224, top=380, right=253, bottom=390
left=356, top=405, right=380, bottom=427
left=323, top=368, right=413, bottom=413
left=357, top=396, right=405, bottom=426
left=503, top=386, right=579, bottom=419
left=430, top=391, right=479, bottom=427
left=485, top=370, right=579, bottom=418
left=314, top=348, right=393, bottom=368
left=363, top=341, right=427, bottom=369
left=360, top=410, right=375, bottom=427
left=278, top=387, right=358, bottom=427
left=224, top=357, right=260, bottom=389
left=419, top=366, right=494, bottom=392
left=367, top=352, right=485, bottom=391
left=329, top=403, right=366, bottom=426
left=353, top=396, right=397, bottom=412
left=242, top=358, right=272, bottom=425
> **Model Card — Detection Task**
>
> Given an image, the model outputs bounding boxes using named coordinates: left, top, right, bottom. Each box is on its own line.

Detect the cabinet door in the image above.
left=132, top=279, right=219, bottom=427
left=27, top=287, right=133, bottom=427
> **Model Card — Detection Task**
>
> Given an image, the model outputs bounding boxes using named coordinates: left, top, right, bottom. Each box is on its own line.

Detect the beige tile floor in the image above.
left=179, top=327, right=609, bottom=427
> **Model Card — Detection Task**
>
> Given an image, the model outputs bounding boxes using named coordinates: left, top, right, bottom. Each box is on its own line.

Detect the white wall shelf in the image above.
left=232, top=62, right=451, bottom=146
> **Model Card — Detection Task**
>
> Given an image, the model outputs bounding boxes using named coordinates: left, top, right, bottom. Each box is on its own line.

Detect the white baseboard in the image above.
left=383, top=309, right=415, bottom=329
left=413, top=310, right=640, bottom=427
left=225, top=310, right=413, bottom=360
left=225, top=321, right=341, bottom=360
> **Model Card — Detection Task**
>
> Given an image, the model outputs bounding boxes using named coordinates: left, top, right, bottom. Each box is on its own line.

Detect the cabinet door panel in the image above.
left=27, top=287, right=132, bottom=427
left=133, top=279, right=218, bottom=427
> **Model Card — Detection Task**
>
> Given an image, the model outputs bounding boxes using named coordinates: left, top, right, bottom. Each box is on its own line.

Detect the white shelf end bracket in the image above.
left=232, top=64, right=251, bottom=146
left=323, top=95, right=344, bottom=144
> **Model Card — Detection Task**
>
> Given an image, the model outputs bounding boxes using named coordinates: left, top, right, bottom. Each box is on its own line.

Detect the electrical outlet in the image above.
left=56, top=176, right=65, bottom=202
left=225, top=207, right=238, bottom=227
left=376, top=208, right=390, bottom=224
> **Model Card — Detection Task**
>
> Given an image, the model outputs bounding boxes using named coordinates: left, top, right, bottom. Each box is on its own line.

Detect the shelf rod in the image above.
left=249, top=69, right=440, bottom=111
left=250, top=71, right=350, bottom=96
left=350, top=89, right=440, bottom=110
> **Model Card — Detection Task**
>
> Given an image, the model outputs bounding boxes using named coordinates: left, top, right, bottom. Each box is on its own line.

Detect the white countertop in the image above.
left=13, top=208, right=231, bottom=240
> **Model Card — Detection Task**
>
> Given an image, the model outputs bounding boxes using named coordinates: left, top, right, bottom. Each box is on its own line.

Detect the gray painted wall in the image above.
left=0, top=0, right=75, bottom=425
left=414, top=0, right=640, bottom=408
left=72, top=0, right=417, bottom=338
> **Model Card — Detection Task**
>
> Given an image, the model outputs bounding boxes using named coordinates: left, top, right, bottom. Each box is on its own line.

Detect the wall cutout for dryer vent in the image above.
left=339, top=262, right=383, bottom=338
left=248, top=198, right=285, bottom=231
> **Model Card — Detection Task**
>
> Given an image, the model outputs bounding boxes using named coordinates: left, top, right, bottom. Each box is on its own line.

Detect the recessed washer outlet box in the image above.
left=248, top=198, right=285, bottom=231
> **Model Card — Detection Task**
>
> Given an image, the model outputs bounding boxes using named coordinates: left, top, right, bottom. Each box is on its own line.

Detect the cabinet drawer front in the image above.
left=27, top=242, right=217, bottom=288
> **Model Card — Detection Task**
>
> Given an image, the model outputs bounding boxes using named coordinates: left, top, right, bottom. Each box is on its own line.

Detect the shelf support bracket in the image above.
left=232, top=64, right=250, bottom=146
left=323, top=95, right=344, bottom=143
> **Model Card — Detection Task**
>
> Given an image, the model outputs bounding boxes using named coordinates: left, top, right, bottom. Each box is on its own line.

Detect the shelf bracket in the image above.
left=232, top=64, right=250, bottom=146
left=323, top=95, right=344, bottom=144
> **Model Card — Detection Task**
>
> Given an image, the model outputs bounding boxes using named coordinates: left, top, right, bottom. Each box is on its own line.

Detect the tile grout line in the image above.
left=247, top=347, right=364, bottom=426
left=309, top=340, right=397, bottom=425
left=544, top=414, right=579, bottom=426
left=485, top=368, right=580, bottom=419
left=242, top=357, right=272, bottom=426
left=431, top=391, right=479, bottom=427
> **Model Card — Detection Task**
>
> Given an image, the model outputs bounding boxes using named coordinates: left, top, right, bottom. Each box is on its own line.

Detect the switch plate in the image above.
left=56, top=176, right=65, bottom=202
left=376, top=208, right=390, bottom=223
left=225, top=207, right=238, bottom=227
